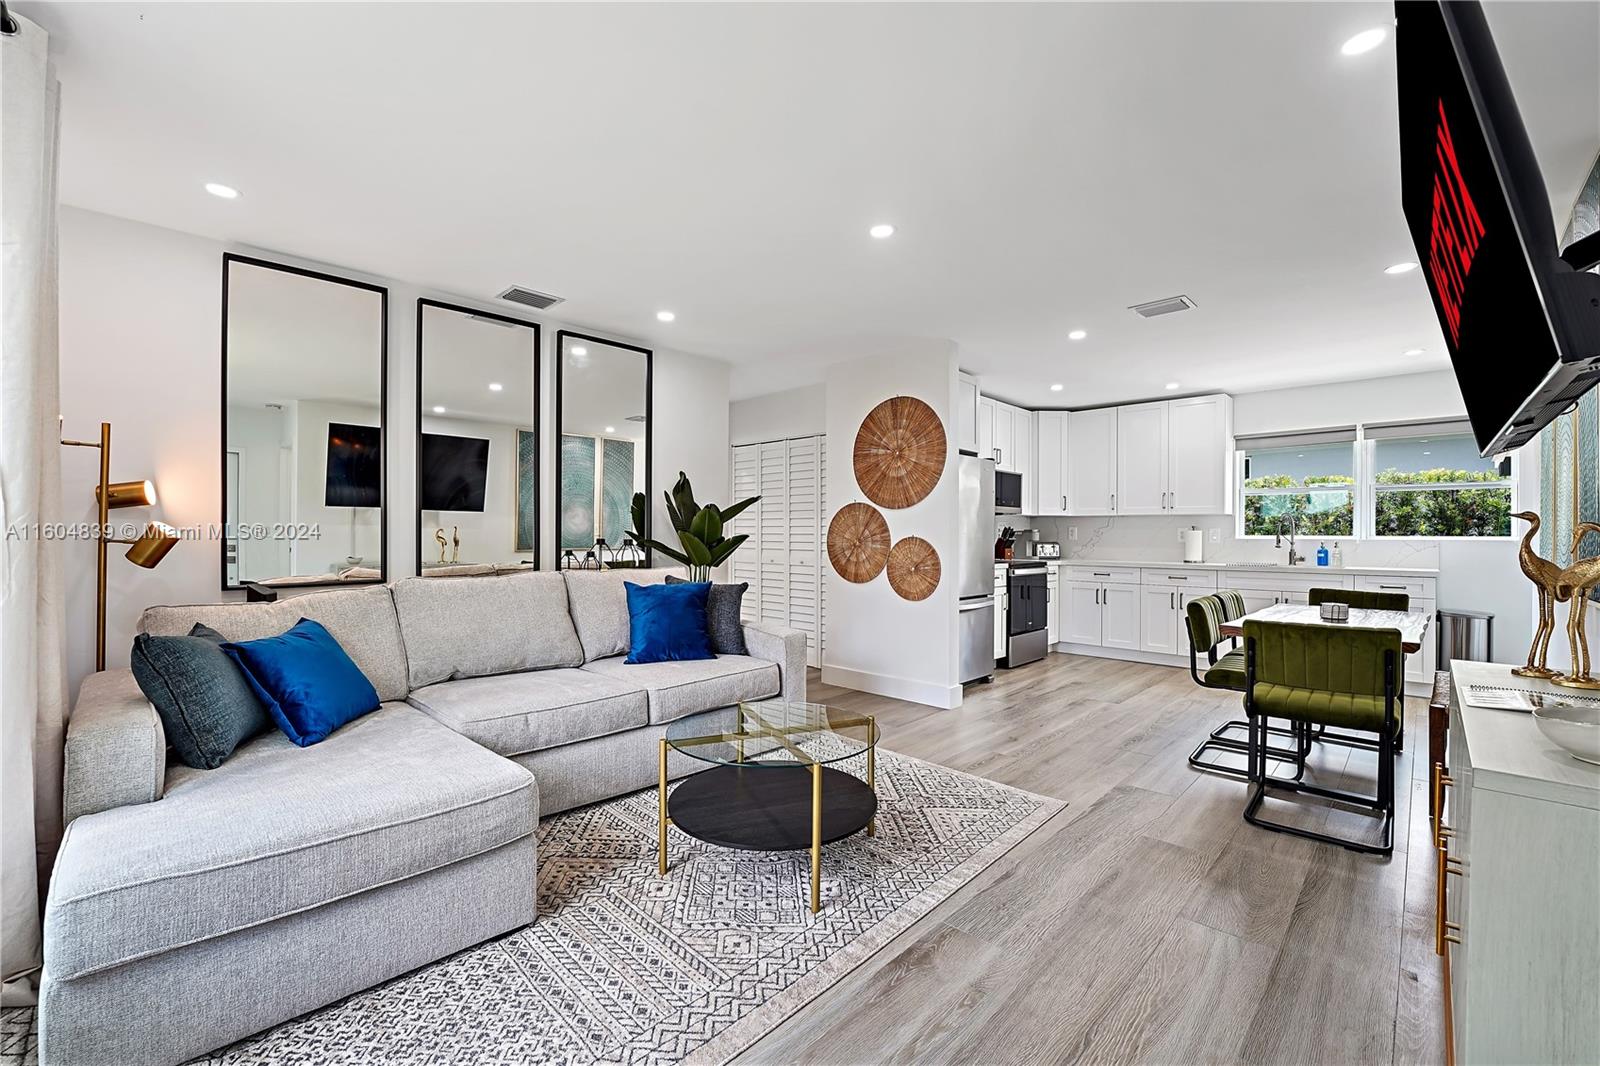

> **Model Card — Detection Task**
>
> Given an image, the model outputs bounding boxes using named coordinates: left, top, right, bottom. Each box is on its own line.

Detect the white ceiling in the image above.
left=27, top=1, right=1600, bottom=408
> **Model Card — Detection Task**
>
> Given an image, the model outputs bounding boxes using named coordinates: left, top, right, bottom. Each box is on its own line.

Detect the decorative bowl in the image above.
left=1532, top=701, right=1600, bottom=766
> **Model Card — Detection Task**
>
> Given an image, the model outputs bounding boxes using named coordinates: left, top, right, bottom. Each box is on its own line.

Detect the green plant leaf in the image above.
left=690, top=504, right=723, bottom=545
left=677, top=530, right=714, bottom=567
left=639, top=538, right=689, bottom=566
left=718, top=496, right=760, bottom=524
left=670, top=472, right=700, bottom=528
left=707, top=533, right=748, bottom=566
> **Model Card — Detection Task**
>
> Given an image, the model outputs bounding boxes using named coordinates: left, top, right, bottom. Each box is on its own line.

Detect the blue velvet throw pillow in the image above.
left=222, top=618, right=380, bottom=746
left=624, top=581, right=715, bottom=664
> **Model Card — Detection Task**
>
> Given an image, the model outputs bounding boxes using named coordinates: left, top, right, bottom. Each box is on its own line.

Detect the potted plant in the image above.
left=628, top=472, right=759, bottom=582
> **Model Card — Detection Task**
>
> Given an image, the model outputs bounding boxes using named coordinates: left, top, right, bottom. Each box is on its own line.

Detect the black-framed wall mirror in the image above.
left=554, top=331, right=652, bottom=569
left=222, top=254, right=387, bottom=591
left=416, top=300, right=541, bottom=575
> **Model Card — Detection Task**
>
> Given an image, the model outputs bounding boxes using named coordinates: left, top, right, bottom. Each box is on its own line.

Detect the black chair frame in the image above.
left=1185, top=619, right=1304, bottom=781
left=1242, top=638, right=1397, bottom=856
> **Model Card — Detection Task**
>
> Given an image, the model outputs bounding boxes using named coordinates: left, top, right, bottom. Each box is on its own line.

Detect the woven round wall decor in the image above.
left=886, top=536, right=941, bottom=602
left=827, top=502, right=891, bottom=583
left=853, top=396, right=947, bottom=510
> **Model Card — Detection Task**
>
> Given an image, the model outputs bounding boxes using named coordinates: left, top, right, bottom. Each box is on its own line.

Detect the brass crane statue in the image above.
left=1553, top=522, right=1600, bottom=689
left=435, top=527, right=448, bottom=565
left=1513, top=511, right=1571, bottom=678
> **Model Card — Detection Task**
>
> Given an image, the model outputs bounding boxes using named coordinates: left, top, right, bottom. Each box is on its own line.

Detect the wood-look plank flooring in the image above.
left=737, top=654, right=1445, bottom=1066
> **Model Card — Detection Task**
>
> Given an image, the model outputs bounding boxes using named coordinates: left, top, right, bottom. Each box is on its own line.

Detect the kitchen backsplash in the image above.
left=996, top=514, right=1442, bottom=570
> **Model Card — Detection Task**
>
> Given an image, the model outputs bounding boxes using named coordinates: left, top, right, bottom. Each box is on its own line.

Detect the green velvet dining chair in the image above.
left=1184, top=592, right=1302, bottom=780
left=1306, top=587, right=1411, bottom=753
left=1242, top=618, right=1402, bottom=855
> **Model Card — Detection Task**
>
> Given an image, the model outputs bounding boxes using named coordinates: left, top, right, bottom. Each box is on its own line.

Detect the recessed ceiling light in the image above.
left=1068, top=329, right=1087, bottom=341
left=1385, top=261, right=1419, bottom=274
left=1165, top=382, right=1181, bottom=391
left=1050, top=383, right=1064, bottom=392
left=431, top=405, right=446, bottom=414
left=1422, top=451, right=1431, bottom=456
left=204, top=182, right=240, bottom=199
left=656, top=310, right=676, bottom=323
left=1403, top=347, right=1426, bottom=356
left=1341, top=27, right=1387, bottom=56
left=488, top=382, right=503, bottom=392
left=571, top=346, right=587, bottom=357
left=869, top=223, right=895, bottom=239
left=604, top=426, right=616, bottom=434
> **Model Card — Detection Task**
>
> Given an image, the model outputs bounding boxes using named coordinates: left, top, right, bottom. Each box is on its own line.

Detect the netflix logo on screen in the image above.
left=1426, top=100, right=1486, bottom=346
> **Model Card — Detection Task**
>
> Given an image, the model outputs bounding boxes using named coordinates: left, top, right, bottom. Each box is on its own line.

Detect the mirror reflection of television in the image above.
left=325, top=422, right=381, bottom=507
left=420, top=433, right=490, bottom=512
left=1395, top=1, right=1600, bottom=456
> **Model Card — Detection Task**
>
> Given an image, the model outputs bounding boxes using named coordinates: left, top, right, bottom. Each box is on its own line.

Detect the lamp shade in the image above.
left=98, top=479, right=158, bottom=508
left=125, top=522, right=178, bottom=569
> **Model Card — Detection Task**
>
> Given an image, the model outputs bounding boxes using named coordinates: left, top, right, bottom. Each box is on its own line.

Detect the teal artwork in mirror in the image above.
left=556, top=331, right=651, bottom=566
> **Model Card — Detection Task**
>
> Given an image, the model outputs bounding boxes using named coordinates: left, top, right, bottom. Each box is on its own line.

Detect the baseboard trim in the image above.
left=820, top=664, right=962, bottom=709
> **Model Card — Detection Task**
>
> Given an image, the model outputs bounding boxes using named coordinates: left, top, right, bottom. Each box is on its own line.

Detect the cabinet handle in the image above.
left=1436, top=845, right=1464, bottom=954
left=1110, top=493, right=1116, bottom=512
left=1169, top=592, right=1175, bottom=609
left=1380, top=584, right=1407, bottom=590
left=1432, top=766, right=1454, bottom=846
left=1062, top=495, right=1067, bottom=511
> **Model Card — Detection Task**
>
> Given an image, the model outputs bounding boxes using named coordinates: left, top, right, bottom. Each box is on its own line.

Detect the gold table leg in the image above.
left=810, top=762, right=822, bottom=913
left=866, top=716, right=876, bottom=837
left=658, top=739, right=669, bottom=875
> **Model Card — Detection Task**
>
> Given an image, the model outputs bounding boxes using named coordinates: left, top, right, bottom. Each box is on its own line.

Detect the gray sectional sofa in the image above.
left=41, top=567, right=806, bottom=1066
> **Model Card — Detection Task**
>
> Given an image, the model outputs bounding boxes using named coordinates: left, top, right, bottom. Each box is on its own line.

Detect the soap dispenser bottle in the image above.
left=1316, top=542, right=1330, bottom=567
left=1331, top=541, right=1343, bottom=568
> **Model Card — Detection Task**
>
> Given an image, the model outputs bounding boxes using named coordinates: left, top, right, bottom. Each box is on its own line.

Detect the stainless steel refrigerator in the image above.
left=957, top=454, right=996, bottom=684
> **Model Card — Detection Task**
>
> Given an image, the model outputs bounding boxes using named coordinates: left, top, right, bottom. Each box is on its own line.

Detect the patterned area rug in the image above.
left=1, top=751, right=1061, bottom=1066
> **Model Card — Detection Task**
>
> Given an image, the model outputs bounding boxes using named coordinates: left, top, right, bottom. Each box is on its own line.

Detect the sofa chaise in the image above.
left=40, top=567, right=806, bottom=1066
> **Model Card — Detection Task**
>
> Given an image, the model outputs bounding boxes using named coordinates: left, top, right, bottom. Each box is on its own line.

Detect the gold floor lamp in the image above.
left=60, top=421, right=179, bottom=669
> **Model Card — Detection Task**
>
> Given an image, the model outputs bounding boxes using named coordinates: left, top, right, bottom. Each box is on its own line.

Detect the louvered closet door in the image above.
left=757, top=442, right=790, bottom=627
left=729, top=444, right=761, bottom=621
left=785, top=437, right=821, bottom=667
left=816, top=437, right=828, bottom=666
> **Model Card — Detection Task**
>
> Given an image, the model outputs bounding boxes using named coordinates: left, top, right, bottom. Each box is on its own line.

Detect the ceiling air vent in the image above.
left=496, top=285, right=564, bottom=311
left=1128, top=294, right=1197, bottom=318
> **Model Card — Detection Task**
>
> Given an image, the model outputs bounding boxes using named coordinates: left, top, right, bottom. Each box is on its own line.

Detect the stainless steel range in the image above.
left=1002, top=561, right=1049, bottom=668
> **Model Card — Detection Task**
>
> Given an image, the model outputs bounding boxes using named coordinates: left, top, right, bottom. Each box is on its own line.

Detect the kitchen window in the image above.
left=1237, top=427, right=1357, bottom=538
left=1365, top=420, right=1513, bottom=537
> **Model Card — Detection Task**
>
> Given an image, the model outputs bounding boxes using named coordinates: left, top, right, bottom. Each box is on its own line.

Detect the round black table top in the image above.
left=667, top=764, right=877, bottom=852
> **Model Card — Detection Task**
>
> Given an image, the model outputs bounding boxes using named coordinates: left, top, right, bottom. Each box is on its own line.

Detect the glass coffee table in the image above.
left=660, top=700, right=879, bottom=913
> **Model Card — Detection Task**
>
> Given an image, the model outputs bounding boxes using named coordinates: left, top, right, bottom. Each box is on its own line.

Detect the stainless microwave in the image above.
left=995, top=470, right=1023, bottom=513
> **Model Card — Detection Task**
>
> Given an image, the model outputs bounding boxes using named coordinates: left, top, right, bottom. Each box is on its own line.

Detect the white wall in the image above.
left=1026, top=370, right=1537, bottom=665
left=821, top=341, right=961, bottom=709
left=57, top=206, right=731, bottom=697
left=730, top=383, right=826, bottom=446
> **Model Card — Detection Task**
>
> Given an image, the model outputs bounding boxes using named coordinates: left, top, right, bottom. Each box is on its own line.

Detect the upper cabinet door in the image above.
left=1166, top=394, right=1233, bottom=515
left=957, top=374, right=980, bottom=453
left=1065, top=408, right=1116, bottom=515
left=977, top=396, right=996, bottom=462
left=993, top=403, right=1016, bottom=470
left=1035, top=411, right=1067, bottom=516
left=1115, top=401, right=1169, bottom=514
left=1012, top=409, right=1035, bottom=510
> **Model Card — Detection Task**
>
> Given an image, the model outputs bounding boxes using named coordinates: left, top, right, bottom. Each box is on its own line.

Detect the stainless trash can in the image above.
left=1437, top=608, right=1493, bottom=665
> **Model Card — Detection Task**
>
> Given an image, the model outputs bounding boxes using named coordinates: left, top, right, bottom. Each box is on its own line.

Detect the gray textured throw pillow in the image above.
left=665, top=576, right=749, bottom=655
left=130, top=622, right=272, bottom=769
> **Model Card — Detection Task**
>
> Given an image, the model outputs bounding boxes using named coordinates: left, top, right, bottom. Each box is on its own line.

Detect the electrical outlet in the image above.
left=1178, top=529, right=1186, bottom=542
left=1068, top=527, right=1078, bottom=541
left=1209, top=528, right=1220, bottom=543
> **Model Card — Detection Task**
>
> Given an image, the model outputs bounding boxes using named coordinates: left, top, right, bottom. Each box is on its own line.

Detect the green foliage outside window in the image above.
left=1373, top=468, right=1511, bottom=537
left=1242, top=474, right=1354, bottom=537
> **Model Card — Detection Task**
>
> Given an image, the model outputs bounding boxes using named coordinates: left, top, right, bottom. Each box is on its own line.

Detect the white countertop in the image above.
left=997, top=557, right=1438, bottom=577
left=1451, top=660, right=1600, bottom=810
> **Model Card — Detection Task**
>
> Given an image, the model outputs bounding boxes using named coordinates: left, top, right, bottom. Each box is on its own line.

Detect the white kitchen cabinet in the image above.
left=1065, top=408, right=1117, bottom=515
left=994, top=569, right=1008, bottom=659
left=1014, top=410, right=1036, bottom=511
left=993, top=403, right=1016, bottom=470
left=977, top=396, right=995, bottom=463
left=1116, top=401, right=1169, bottom=515
left=957, top=373, right=980, bottom=454
left=1035, top=411, right=1067, bottom=516
left=1140, top=587, right=1181, bottom=655
left=1063, top=581, right=1104, bottom=645
left=1101, top=583, right=1141, bottom=649
left=1046, top=565, right=1060, bottom=644
left=1167, top=394, right=1233, bottom=514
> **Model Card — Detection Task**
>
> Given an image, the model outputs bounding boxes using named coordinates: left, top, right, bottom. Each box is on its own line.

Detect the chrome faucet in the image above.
left=1274, top=515, right=1305, bottom=566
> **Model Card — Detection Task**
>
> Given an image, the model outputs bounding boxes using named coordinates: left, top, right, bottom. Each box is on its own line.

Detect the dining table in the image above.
left=1220, top=602, right=1432, bottom=653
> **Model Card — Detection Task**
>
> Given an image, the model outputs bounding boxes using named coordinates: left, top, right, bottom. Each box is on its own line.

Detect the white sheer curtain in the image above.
left=0, top=11, right=67, bottom=1004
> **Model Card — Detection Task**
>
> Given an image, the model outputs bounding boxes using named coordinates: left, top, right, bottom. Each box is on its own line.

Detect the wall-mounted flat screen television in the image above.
left=1396, top=0, right=1600, bottom=456
left=325, top=422, right=381, bottom=507
left=420, top=432, right=490, bottom=512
